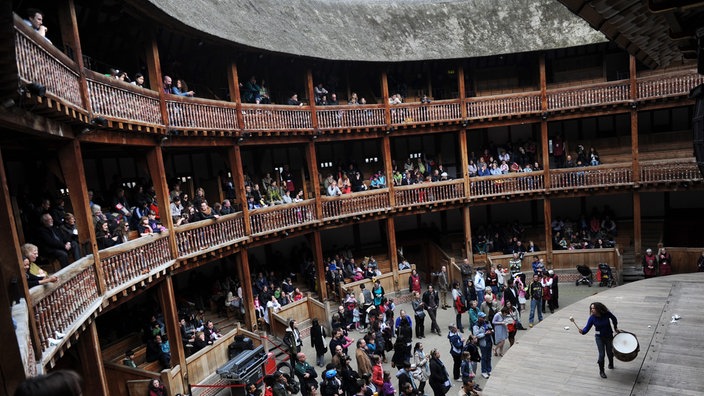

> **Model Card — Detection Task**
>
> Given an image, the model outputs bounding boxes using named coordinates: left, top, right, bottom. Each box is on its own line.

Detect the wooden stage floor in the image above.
left=483, top=272, right=704, bottom=396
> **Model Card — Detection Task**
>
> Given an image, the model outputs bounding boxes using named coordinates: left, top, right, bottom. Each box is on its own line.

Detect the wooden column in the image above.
left=381, top=71, right=391, bottom=127
left=145, top=30, right=169, bottom=128
left=158, top=275, right=187, bottom=387
left=462, top=207, right=473, bottom=263
left=633, top=192, right=642, bottom=259
left=227, top=146, right=251, bottom=235
left=539, top=55, right=550, bottom=188
left=458, top=129, right=470, bottom=198
left=76, top=322, right=109, bottom=395
left=458, top=65, right=467, bottom=119
left=306, top=142, right=323, bottom=218
left=57, top=0, right=91, bottom=113
left=386, top=218, right=399, bottom=285
left=146, top=146, right=178, bottom=259
left=0, top=148, right=28, bottom=391
left=630, top=55, right=640, bottom=185
left=236, top=250, right=257, bottom=330
left=306, top=69, right=318, bottom=129
left=543, top=198, right=553, bottom=263
left=382, top=135, right=395, bottom=206
left=227, top=62, right=245, bottom=131
left=309, top=231, right=327, bottom=301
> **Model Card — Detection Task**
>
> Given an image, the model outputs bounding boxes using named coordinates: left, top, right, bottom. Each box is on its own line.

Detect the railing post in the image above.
left=227, top=61, right=245, bottom=132
left=306, top=142, right=323, bottom=219
left=382, top=135, right=395, bottom=207
left=0, top=148, right=30, bottom=387
left=228, top=145, right=252, bottom=235
left=57, top=0, right=91, bottom=116
left=147, top=146, right=178, bottom=260
left=58, top=140, right=104, bottom=293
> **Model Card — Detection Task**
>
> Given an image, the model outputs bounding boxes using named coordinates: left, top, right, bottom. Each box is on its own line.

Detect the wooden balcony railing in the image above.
left=29, top=256, right=100, bottom=352
left=321, top=188, right=391, bottom=220
left=391, top=100, right=462, bottom=125
left=86, top=70, right=163, bottom=127
left=316, top=104, right=386, bottom=130
left=640, top=159, right=702, bottom=184
left=249, top=199, right=318, bottom=235
left=547, top=80, right=630, bottom=111
left=174, top=212, right=246, bottom=257
left=637, top=70, right=704, bottom=100
left=469, top=171, right=545, bottom=199
left=98, top=233, right=173, bottom=292
left=14, top=19, right=83, bottom=108
left=467, top=92, right=541, bottom=119
left=241, top=104, right=313, bottom=131
left=550, top=163, right=633, bottom=191
left=166, top=96, right=238, bottom=132
left=394, top=179, right=466, bottom=208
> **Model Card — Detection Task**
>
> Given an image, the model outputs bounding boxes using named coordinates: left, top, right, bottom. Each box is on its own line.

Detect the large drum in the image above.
left=612, top=331, right=640, bottom=362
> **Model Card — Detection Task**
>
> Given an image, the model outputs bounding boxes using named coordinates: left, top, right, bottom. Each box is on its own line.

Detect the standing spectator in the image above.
left=472, top=312, right=493, bottom=379
left=356, top=339, right=373, bottom=376
left=642, top=248, right=658, bottom=278
left=409, top=269, right=421, bottom=294
left=428, top=349, right=450, bottom=396
left=437, top=266, right=450, bottom=309
left=23, top=8, right=51, bottom=44
left=451, top=282, right=465, bottom=333
left=294, top=352, right=318, bottom=396
left=549, top=269, right=559, bottom=309
left=447, top=325, right=464, bottom=381
left=411, top=292, right=426, bottom=339
left=658, top=246, right=672, bottom=276
left=527, top=273, right=543, bottom=327
left=422, top=285, right=441, bottom=336
left=492, top=307, right=509, bottom=357
left=310, top=318, right=327, bottom=367
left=412, top=343, right=429, bottom=393
left=473, top=268, right=486, bottom=308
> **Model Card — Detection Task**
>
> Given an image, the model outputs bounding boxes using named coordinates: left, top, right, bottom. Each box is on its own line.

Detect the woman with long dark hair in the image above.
left=310, top=318, right=327, bottom=367
left=578, top=302, right=619, bottom=378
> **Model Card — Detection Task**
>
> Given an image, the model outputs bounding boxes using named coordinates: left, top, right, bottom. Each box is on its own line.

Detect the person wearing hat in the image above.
left=472, top=312, right=493, bottom=379
left=642, top=248, right=658, bottom=278
left=548, top=269, right=559, bottom=310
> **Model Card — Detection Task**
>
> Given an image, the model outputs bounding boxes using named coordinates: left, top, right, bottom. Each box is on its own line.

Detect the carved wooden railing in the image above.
left=166, top=96, right=238, bottom=132
left=241, top=104, right=313, bottom=130
left=98, top=233, right=173, bottom=292
left=29, top=256, right=100, bottom=352
left=391, top=100, right=462, bottom=125
left=249, top=199, right=318, bottom=235
left=14, top=18, right=83, bottom=108
left=394, top=179, right=466, bottom=208
left=547, top=79, right=630, bottom=111
left=174, top=212, right=246, bottom=257
left=640, top=159, right=702, bottom=184
left=550, top=163, right=632, bottom=191
left=637, top=70, right=704, bottom=100
left=86, top=70, right=162, bottom=127
left=467, top=91, right=541, bottom=119
left=321, top=188, right=391, bottom=220
left=469, top=170, right=545, bottom=199
left=316, top=104, right=386, bottom=130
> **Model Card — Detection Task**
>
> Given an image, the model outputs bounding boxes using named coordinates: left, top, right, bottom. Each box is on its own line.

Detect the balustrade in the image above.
left=14, top=22, right=83, bottom=108
left=86, top=71, right=162, bottom=126
left=30, top=257, right=100, bottom=351
left=174, top=212, right=246, bottom=256
left=99, top=234, right=173, bottom=291
left=391, top=100, right=462, bottom=125
left=166, top=96, right=238, bottom=131
left=640, top=159, right=702, bottom=184
left=321, top=189, right=391, bottom=220
left=637, top=70, right=704, bottom=100
left=394, top=179, right=465, bottom=208
left=467, top=92, right=541, bottom=119
left=550, top=163, right=632, bottom=191
left=249, top=199, right=318, bottom=235
left=469, top=171, right=545, bottom=199
left=316, top=105, right=386, bottom=129
left=547, top=80, right=630, bottom=111
left=241, top=104, right=313, bottom=130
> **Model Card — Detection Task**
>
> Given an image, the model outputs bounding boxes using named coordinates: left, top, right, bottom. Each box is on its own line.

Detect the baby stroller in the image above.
left=575, top=264, right=593, bottom=287
left=597, top=263, right=616, bottom=288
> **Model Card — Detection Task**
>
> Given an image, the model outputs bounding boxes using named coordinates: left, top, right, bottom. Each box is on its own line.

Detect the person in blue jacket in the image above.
left=578, top=302, right=619, bottom=379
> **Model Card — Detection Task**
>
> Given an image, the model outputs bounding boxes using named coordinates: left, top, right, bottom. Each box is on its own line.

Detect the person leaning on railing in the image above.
left=21, top=243, right=58, bottom=288
left=23, top=8, right=52, bottom=44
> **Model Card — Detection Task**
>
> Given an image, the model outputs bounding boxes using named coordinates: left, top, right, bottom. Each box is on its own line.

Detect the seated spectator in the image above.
left=172, top=79, right=195, bottom=97
left=162, top=75, right=173, bottom=94
left=220, top=199, right=235, bottom=215
left=348, top=92, right=359, bottom=105
left=192, top=331, right=212, bottom=352
left=327, top=180, right=342, bottom=196
left=147, top=210, right=167, bottom=233
left=268, top=181, right=284, bottom=205
left=146, top=334, right=171, bottom=369
left=351, top=172, right=366, bottom=192
left=339, top=175, right=352, bottom=194
left=267, top=295, right=282, bottom=314
left=242, top=76, right=264, bottom=104
left=137, top=216, right=154, bottom=236
left=36, top=213, right=74, bottom=268
left=194, top=201, right=220, bottom=221
left=328, top=93, right=339, bottom=105
left=96, top=220, right=119, bottom=249
left=314, top=83, right=329, bottom=104
left=468, top=160, right=478, bottom=177
left=22, top=246, right=58, bottom=288
left=399, top=260, right=411, bottom=270
left=282, top=190, right=293, bottom=204
left=204, top=320, right=223, bottom=342
left=589, top=146, right=601, bottom=166
left=477, top=163, right=490, bottom=176
left=59, top=213, right=81, bottom=260
left=131, top=73, right=145, bottom=88
left=288, top=93, right=304, bottom=106
left=23, top=8, right=51, bottom=44
left=123, top=350, right=137, bottom=367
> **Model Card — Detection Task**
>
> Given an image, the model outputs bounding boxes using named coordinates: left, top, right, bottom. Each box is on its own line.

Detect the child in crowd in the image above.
left=352, top=302, right=361, bottom=330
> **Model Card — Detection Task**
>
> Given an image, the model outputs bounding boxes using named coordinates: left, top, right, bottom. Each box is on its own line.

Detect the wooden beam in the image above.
left=539, top=55, right=547, bottom=112
left=157, top=275, right=187, bottom=389
left=306, top=142, right=322, bottom=219
left=462, top=207, right=473, bottom=263
left=58, top=140, right=103, bottom=293
left=57, top=0, right=91, bottom=113
left=381, top=71, right=391, bottom=128
left=382, top=135, right=395, bottom=207
left=543, top=198, right=553, bottom=264
left=0, top=148, right=28, bottom=392
left=306, top=69, right=318, bottom=129
left=76, top=321, right=109, bottom=395
left=309, top=231, right=327, bottom=301
left=227, top=145, right=251, bottom=235
left=387, top=218, right=399, bottom=285
left=458, top=65, right=467, bottom=119
left=145, top=29, right=169, bottom=128
left=458, top=129, right=470, bottom=198
left=77, top=131, right=159, bottom=146
left=146, top=146, right=178, bottom=260
left=236, top=250, right=257, bottom=330
left=226, top=62, right=245, bottom=131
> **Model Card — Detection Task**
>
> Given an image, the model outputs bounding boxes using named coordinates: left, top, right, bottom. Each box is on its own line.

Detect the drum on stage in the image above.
left=612, top=331, right=639, bottom=362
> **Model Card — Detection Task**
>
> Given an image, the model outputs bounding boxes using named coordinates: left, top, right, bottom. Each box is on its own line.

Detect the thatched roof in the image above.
left=146, top=0, right=607, bottom=61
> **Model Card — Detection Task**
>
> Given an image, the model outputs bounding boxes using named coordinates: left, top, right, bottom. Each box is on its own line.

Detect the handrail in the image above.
left=316, top=104, right=386, bottom=130
left=390, top=99, right=462, bottom=125
left=321, top=188, right=391, bottom=220
left=547, top=79, right=630, bottom=111
left=637, top=70, right=704, bottom=100
left=173, top=212, right=246, bottom=257
left=98, top=232, right=174, bottom=292
left=241, top=103, right=313, bottom=131
left=85, top=69, right=163, bottom=127
left=469, top=170, right=545, bottom=199
left=639, top=158, right=702, bottom=184
left=394, top=179, right=466, bottom=208
left=549, top=162, right=633, bottom=191
left=14, top=16, right=83, bottom=108
left=165, top=94, right=239, bottom=131
left=249, top=199, right=318, bottom=235
left=467, top=91, right=541, bottom=119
